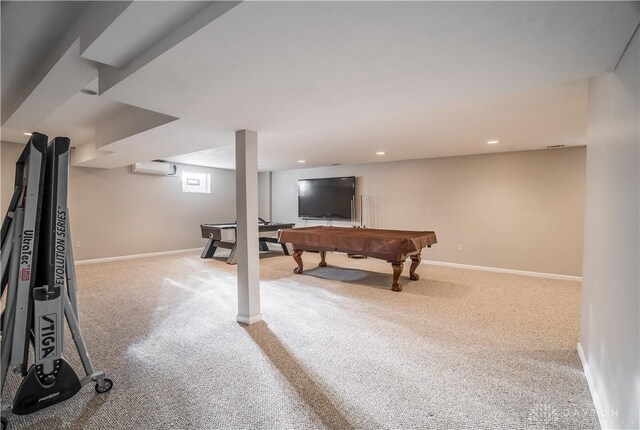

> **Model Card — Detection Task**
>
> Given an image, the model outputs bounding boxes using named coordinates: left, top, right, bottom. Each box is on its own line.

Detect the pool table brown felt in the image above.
left=278, top=226, right=437, bottom=291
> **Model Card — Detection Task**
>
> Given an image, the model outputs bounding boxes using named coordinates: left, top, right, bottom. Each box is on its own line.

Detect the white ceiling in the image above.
left=2, top=1, right=638, bottom=171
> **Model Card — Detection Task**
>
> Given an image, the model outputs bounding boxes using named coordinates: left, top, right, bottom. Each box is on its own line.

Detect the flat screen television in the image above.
left=298, top=176, right=355, bottom=220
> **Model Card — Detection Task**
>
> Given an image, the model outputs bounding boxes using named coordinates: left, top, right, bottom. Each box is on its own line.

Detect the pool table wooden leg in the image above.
left=391, top=261, right=404, bottom=292
left=292, top=250, right=304, bottom=274
left=410, top=254, right=421, bottom=281
left=319, top=251, right=327, bottom=267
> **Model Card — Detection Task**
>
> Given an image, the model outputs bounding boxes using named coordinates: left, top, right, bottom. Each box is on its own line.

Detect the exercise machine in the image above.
left=1, top=133, right=113, bottom=429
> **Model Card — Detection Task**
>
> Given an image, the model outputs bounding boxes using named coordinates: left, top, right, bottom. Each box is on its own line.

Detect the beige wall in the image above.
left=1, top=141, right=28, bottom=217
left=272, top=147, right=586, bottom=276
left=258, top=171, right=272, bottom=221
left=2, top=142, right=587, bottom=273
left=1, top=141, right=246, bottom=260
left=580, top=30, right=639, bottom=430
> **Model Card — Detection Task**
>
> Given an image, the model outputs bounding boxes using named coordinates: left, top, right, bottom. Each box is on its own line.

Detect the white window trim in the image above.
left=182, top=171, right=211, bottom=194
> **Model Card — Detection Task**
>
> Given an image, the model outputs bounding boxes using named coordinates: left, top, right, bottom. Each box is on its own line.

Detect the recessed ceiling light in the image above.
left=487, top=140, right=499, bottom=145
left=23, top=132, right=32, bottom=136
left=298, top=160, right=306, bottom=163
left=376, top=151, right=385, bottom=155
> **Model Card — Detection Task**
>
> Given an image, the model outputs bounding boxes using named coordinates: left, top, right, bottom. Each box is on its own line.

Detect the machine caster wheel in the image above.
left=95, top=378, right=113, bottom=393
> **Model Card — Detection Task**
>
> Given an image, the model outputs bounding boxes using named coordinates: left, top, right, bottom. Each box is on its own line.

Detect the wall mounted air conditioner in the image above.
left=131, top=161, right=178, bottom=176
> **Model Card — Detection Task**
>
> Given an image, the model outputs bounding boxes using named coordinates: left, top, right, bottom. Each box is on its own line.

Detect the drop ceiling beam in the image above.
left=1, top=1, right=133, bottom=128
left=81, top=1, right=213, bottom=69
left=94, top=106, right=178, bottom=150
left=2, top=39, right=96, bottom=130
left=99, top=1, right=241, bottom=94
left=70, top=120, right=234, bottom=169
left=79, top=1, right=134, bottom=59
left=70, top=142, right=113, bottom=167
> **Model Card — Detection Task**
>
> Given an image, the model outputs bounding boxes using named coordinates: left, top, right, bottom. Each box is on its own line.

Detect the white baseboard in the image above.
left=236, top=313, right=263, bottom=325
left=75, top=248, right=202, bottom=266
left=76, top=249, right=581, bottom=282
left=422, top=259, right=582, bottom=282
left=577, top=342, right=612, bottom=430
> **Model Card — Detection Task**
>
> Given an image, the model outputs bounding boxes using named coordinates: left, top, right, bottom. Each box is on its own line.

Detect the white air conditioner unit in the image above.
left=131, top=161, right=177, bottom=176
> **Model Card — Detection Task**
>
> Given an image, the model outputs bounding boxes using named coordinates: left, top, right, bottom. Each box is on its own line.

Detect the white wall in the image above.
left=580, top=28, right=639, bottom=430
left=272, top=147, right=586, bottom=276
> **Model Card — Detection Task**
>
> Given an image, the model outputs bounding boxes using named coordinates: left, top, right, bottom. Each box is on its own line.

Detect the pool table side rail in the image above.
left=278, top=227, right=437, bottom=262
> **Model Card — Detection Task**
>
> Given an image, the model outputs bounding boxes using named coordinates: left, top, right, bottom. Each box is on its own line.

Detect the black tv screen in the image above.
left=298, top=176, right=355, bottom=220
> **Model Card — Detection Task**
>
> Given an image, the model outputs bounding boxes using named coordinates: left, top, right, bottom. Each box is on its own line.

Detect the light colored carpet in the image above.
left=2, top=249, right=598, bottom=429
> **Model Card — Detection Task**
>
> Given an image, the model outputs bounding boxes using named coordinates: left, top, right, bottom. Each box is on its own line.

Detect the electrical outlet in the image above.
left=76, top=241, right=81, bottom=248
left=458, top=244, right=463, bottom=252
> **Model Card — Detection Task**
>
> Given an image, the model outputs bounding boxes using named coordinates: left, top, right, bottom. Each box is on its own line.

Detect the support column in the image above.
left=235, top=130, right=262, bottom=325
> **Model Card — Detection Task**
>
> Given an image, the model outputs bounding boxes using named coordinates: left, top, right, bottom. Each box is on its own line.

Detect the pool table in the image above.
left=278, top=226, right=437, bottom=291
